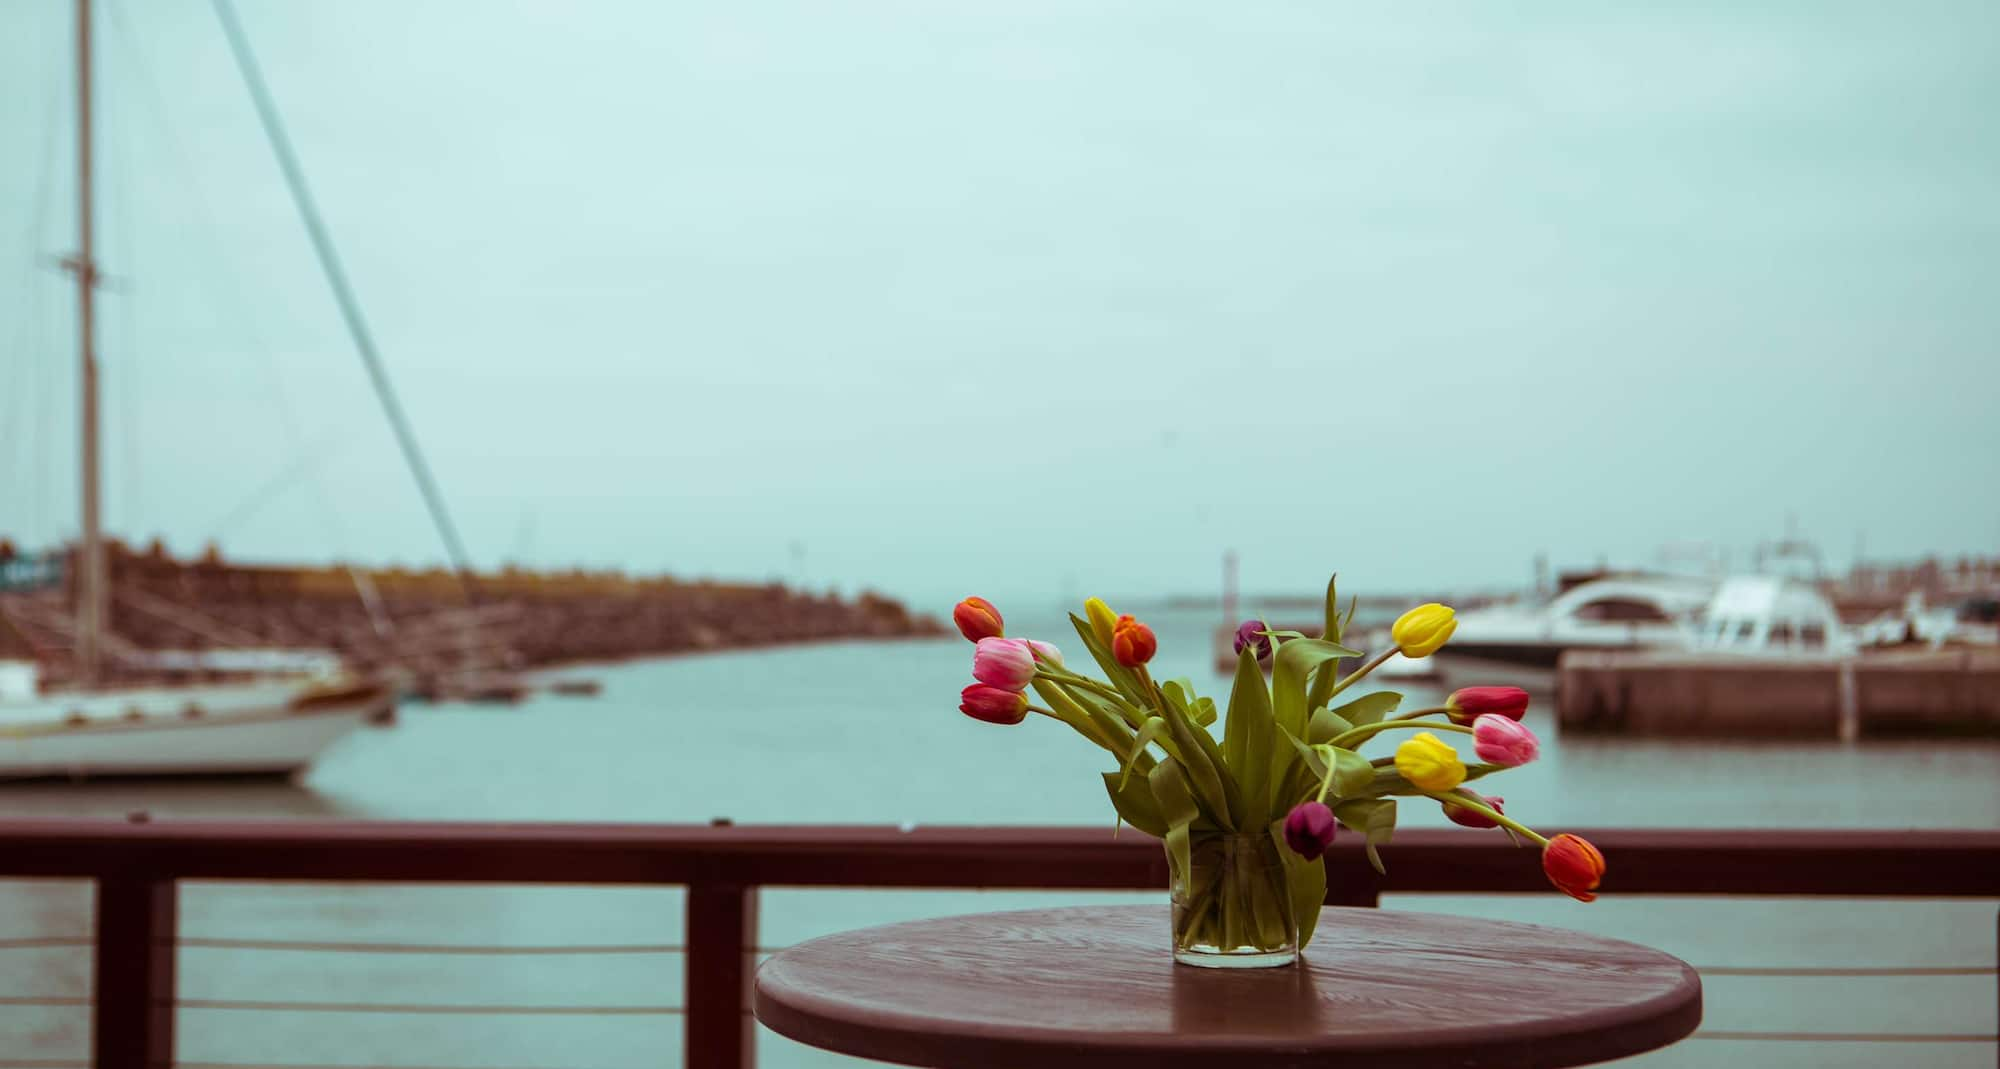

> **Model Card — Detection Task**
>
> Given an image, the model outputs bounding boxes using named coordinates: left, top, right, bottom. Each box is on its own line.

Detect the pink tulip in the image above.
left=1026, top=639, right=1063, bottom=666
left=959, top=683, right=1029, bottom=725
left=972, top=637, right=1037, bottom=691
left=1472, top=714, right=1540, bottom=767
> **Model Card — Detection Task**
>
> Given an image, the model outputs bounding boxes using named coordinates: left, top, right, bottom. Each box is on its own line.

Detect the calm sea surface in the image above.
left=1, top=605, right=1994, bottom=1067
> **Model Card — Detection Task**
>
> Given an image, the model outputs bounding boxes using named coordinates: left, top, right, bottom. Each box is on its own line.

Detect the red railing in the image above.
left=0, top=819, right=1994, bottom=1069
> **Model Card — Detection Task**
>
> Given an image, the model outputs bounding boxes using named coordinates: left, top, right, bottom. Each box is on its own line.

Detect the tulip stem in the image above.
left=1420, top=790, right=1549, bottom=847
left=1331, top=720, right=1473, bottom=750
left=1392, top=705, right=1449, bottom=721
left=1324, top=648, right=1399, bottom=702
left=1035, top=667, right=1152, bottom=727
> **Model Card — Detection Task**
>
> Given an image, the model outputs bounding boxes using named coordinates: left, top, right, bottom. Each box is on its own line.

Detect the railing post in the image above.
left=686, top=884, right=758, bottom=1069
left=94, top=875, right=176, bottom=1069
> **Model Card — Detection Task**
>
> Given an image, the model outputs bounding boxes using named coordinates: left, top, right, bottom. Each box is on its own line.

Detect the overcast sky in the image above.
left=2, top=1, right=1996, bottom=608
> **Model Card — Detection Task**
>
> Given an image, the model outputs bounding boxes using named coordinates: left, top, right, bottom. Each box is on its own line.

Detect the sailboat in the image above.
left=0, top=0, right=389, bottom=778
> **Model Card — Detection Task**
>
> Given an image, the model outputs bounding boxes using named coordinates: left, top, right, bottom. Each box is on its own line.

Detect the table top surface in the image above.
left=754, top=905, right=1702, bottom=1069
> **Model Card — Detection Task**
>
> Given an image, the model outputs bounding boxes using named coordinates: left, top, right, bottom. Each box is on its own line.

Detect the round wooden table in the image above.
left=755, top=905, right=1701, bottom=1069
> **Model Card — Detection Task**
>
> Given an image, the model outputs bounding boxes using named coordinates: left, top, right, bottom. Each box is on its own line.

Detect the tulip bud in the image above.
left=1542, top=833, right=1606, bottom=902
left=1472, top=714, right=1540, bottom=767
left=1282, top=801, right=1338, bottom=860
left=952, top=597, right=1005, bottom=643
left=971, top=637, right=1037, bottom=691
left=1391, top=603, right=1457, bottom=659
left=1441, top=792, right=1505, bottom=829
left=1084, top=597, right=1118, bottom=646
left=1393, top=731, right=1466, bottom=791
left=958, top=683, right=1029, bottom=725
left=1445, top=685, right=1529, bottom=726
left=1233, top=619, right=1273, bottom=662
left=1111, top=615, right=1158, bottom=667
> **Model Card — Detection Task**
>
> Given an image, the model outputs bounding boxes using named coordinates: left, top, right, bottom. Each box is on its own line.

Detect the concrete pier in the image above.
left=1557, top=649, right=2000, bottom=738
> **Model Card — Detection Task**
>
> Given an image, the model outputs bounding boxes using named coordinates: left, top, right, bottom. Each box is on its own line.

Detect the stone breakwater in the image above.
left=0, top=540, right=946, bottom=674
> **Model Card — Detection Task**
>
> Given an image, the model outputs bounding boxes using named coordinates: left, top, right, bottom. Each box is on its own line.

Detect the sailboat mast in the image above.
left=72, top=0, right=108, bottom=686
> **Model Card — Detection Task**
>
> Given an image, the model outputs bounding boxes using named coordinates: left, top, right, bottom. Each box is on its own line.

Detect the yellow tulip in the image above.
left=1084, top=597, right=1119, bottom=646
left=1391, top=602, right=1457, bottom=658
left=1394, top=732, right=1466, bottom=791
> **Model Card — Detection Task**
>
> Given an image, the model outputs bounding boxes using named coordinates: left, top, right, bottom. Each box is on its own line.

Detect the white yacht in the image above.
left=1420, top=574, right=1717, bottom=690
left=1689, top=576, right=1854, bottom=656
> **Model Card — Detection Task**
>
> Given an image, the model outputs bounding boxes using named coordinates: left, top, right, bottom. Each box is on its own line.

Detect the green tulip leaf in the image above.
left=1271, top=638, right=1361, bottom=810
left=1306, top=706, right=1355, bottom=744
left=1118, top=717, right=1170, bottom=792
left=1159, top=683, right=1240, bottom=830
left=1270, top=818, right=1328, bottom=951
left=1273, top=638, right=1362, bottom=741
left=1163, top=679, right=1218, bottom=728
left=1333, top=797, right=1397, bottom=876
left=1037, top=680, right=1139, bottom=760
left=1322, top=574, right=1343, bottom=644
left=1150, top=759, right=1203, bottom=887
left=1330, top=690, right=1401, bottom=729
left=1323, top=745, right=1376, bottom=799
left=1101, top=772, right=1169, bottom=838
left=1283, top=729, right=1327, bottom=779
left=1221, top=646, right=1275, bottom=828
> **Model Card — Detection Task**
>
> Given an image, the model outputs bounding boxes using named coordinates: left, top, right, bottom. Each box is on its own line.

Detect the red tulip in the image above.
left=958, top=683, right=1028, bottom=725
left=1441, top=792, right=1505, bottom=829
left=1282, top=801, right=1338, bottom=860
left=1445, top=686, right=1529, bottom=726
left=952, top=597, right=1005, bottom=643
left=1111, top=615, right=1157, bottom=667
left=1542, top=834, right=1606, bottom=902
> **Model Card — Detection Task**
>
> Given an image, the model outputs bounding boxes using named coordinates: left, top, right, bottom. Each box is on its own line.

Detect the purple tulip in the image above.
left=1233, top=619, right=1273, bottom=662
left=1282, top=801, right=1338, bottom=860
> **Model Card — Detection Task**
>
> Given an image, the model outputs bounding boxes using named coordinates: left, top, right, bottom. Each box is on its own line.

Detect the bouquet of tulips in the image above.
left=950, top=577, right=1604, bottom=965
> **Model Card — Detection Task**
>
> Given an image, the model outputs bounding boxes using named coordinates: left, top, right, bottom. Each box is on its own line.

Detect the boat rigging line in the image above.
left=209, top=0, right=480, bottom=599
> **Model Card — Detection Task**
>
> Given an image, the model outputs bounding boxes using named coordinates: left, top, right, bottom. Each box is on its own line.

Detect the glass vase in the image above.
left=1168, top=831, right=1298, bottom=968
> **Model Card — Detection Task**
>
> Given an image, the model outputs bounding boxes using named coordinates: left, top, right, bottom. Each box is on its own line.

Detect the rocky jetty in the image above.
left=0, top=539, right=946, bottom=674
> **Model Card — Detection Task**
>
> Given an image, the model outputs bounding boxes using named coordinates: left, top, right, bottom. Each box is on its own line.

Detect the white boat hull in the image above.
left=0, top=681, right=386, bottom=780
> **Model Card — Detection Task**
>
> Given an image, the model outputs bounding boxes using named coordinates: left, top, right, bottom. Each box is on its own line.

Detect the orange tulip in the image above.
left=1542, top=833, right=1606, bottom=902
left=952, top=596, right=1005, bottom=642
left=1110, top=615, right=1157, bottom=667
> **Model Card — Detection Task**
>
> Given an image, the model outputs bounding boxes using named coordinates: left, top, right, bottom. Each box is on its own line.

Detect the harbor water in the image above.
left=1, top=604, right=1995, bottom=1067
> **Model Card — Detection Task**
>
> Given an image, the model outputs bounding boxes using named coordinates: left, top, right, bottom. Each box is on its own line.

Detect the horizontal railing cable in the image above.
left=175, top=998, right=680, bottom=1015
left=176, top=937, right=684, bottom=955
left=1696, top=1031, right=1997, bottom=1043
left=7, top=933, right=1990, bottom=977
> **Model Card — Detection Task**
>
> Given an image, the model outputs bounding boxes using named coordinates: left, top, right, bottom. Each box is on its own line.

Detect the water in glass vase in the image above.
left=1169, top=832, right=1298, bottom=968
